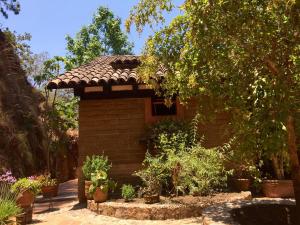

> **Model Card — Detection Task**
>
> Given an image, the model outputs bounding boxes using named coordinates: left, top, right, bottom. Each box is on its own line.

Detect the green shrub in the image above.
left=134, top=152, right=168, bottom=196
left=0, top=183, right=21, bottom=225
left=136, top=114, right=230, bottom=196
left=121, top=184, right=135, bottom=201
left=82, top=154, right=111, bottom=180
left=145, top=118, right=200, bottom=153
left=0, top=199, right=21, bottom=225
left=11, top=178, right=41, bottom=195
left=166, top=144, right=229, bottom=195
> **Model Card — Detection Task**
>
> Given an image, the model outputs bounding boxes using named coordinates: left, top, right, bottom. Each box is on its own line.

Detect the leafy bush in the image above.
left=121, top=184, right=135, bottom=201
left=166, top=145, right=229, bottom=195
left=11, top=178, right=41, bottom=195
left=0, top=183, right=21, bottom=225
left=145, top=118, right=200, bottom=153
left=136, top=115, right=229, bottom=196
left=134, top=152, right=168, bottom=196
left=82, top=155, right=111, bottom=180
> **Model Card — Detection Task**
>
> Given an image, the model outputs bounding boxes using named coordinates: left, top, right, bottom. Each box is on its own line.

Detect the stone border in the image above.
left=87, top=192, right=253, bottom=220
left=87, top=200, right=202, bottom=220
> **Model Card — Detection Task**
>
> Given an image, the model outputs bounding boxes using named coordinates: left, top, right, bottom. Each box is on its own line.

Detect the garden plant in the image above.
left=121, top=184, right=136, bottom=202
left=0, top=182, right=21, bottom=225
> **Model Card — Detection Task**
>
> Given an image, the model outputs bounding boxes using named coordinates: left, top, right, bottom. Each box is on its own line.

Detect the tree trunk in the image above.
left=271, top=154, right=285, bottom=179
left=287, top=115, right=300, bottom=223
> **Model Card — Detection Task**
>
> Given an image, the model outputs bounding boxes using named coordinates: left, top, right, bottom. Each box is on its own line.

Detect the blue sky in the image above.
left=1, top=0, right=180, bottom=57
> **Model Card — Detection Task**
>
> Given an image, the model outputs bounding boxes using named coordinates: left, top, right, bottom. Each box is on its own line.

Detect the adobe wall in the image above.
left=77, top=97, right=230, bottom=201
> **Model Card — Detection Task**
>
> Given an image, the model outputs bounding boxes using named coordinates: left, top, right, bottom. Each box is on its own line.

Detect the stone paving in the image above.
left=32, top=180, right=295, bottom=225
left=33, top=180, right=203, bottom=225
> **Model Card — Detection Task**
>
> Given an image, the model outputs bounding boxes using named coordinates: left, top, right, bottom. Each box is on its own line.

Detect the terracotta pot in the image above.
left=93, top=188, right=108, bottom=203
left=85, top=180, right=93, bottom=200
left=16, top=190, right=35, bottom=208
left=262, top=180, right=295, bottom=198
left=15, top=213, right=26, bottom=225
left=42, top=185, right=59, bottom=198
left=144, top=194, right=160, bottom=204
left=234, top=178, right=251, bottom=192
left=15, top=206, right=33, bottom=225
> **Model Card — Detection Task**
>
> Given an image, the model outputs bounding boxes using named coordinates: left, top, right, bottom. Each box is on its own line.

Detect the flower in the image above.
left=0, top=170, right=17, bottom=184
left=28, top=175, right=38, bottom=180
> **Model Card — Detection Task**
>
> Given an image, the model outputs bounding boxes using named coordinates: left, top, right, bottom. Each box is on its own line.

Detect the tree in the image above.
left=64, top=6, right=133, bottom=70
left=127, top=0, right=300, bottom=216
left=0, top=0, right=20, bottom=19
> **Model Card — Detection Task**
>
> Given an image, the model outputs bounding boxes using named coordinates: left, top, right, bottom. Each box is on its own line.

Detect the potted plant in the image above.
left=121, top=184, right=135, bottom=202
left=88, top=170, right=116, bottom=203
left=10, top=177, right=40, bottom=224
left=232, top=164, right=261, bottom=192
left=37, top=173, right=59, bottom=198
left=82, top=154, right=111, bottom=200
left=11, top=178, right=41, bottom=208
left=261, top=153, right=294, bottom=198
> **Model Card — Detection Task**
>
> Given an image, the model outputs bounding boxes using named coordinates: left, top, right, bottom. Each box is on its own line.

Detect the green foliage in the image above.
left=135, top=152, right=167, bottom=196
left=146, top=119, right=197, bottom=153
left=126, top=0, right=174, bottom=33
left=33, top=56, right=78, bottom=173
left=0, top=182, right=21, bottom=225
left=37, top=173, right=57, bottom=187
left=82, top=155, right=111, bottom=181
left=0, top=0, right=20, bottom=19
left=11, top=178, right=41, bottom=196
left=128, top=0, right=300, bottom=160
left=170, top=144, right=229, bottom=196
left=64, top=6, right=133, bottom=70
left=0, top=199, right=21, bottom=225
left=121, top=184, right=135, bottom=201
left=137, top=116, right=229, bottom=196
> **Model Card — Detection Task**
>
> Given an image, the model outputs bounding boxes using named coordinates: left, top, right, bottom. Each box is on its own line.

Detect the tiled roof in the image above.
left=47, top=55, right=163, bottom=89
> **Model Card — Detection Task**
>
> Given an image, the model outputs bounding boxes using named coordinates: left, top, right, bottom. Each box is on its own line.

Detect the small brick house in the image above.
left=48, top=55, right=229, bottom=200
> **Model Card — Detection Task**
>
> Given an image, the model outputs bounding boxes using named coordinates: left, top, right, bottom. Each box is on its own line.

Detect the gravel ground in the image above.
left=33, top=201, right=203, bottom=225
left=33, top=192, right=252, bottom=225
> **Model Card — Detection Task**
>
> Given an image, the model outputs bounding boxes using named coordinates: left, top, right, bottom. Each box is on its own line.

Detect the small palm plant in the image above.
left=0, top=182, right=21, bottom=225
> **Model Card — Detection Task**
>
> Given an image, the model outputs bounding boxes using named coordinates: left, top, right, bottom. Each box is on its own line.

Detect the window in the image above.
left=151, top=97, right=177, bottom=116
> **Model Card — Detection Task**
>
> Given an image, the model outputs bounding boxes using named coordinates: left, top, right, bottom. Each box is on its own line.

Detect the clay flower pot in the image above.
left=16, top=190, right=35, bottom=208
left=41, top=185, right=59, bottom=198
left=234, top=178, right=251, bottom=192
left=15, top=212, right=26, bottom=225
left=262, top=180, right=295, bottom=198
left=93, top=188, right=108, bottom=203
left=85, top=180, right=93, bottom=200
left=15, top=206, right=33, bottom=225
left=144, top=194, right=160, bottom=204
